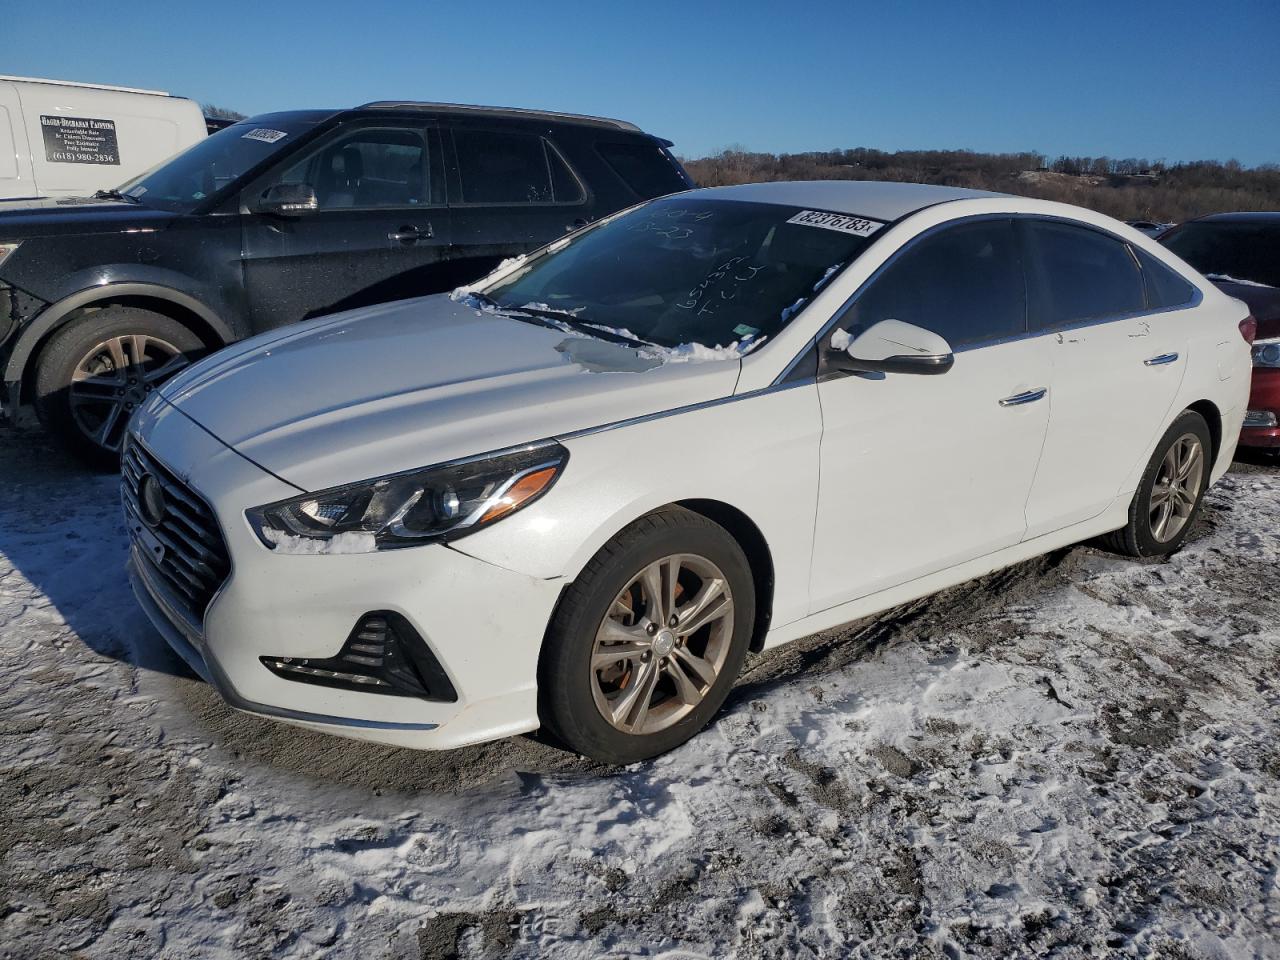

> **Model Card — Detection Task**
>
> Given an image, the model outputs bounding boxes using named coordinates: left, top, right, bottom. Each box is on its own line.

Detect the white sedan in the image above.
left=123, top=181, right=1253, bottom=763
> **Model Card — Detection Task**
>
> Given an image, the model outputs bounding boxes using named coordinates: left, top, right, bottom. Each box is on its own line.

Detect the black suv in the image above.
left=0, top=101, right=692, bottom=464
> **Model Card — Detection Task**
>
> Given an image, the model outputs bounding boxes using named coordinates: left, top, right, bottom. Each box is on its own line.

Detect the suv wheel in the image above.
left=1103, top=410, right=1212, bottom=558
left=34, top=307, right=205, bottom=469
left=539, top=506, right=755, bottom=764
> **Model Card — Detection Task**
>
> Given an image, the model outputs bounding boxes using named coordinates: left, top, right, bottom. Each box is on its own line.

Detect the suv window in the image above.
left=274, top=126, right=437, bottom=210
left=1134, top=247, right=1196, bottom=309
left=451, top=129, right=583, bottom=205
left=597, top=141, right=689, bottom=199
left=841, top=219, right=1026, bottom=348
left=1027, top=220, right=1144, bottom=328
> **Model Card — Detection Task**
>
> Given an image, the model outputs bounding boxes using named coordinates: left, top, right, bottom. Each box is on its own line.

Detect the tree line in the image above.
left=682, top=147, right=1280, bottom=222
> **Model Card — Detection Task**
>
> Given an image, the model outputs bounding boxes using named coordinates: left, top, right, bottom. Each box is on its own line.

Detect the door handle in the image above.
left=998, top=388, right=1047, bottom=407
left=389, top=224, right=433, bottom=243
left=1144, top=353, right=1179, bottom=366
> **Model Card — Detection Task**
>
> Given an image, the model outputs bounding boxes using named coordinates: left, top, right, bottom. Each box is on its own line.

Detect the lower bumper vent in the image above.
left=260, top=612, right=458, bottom=702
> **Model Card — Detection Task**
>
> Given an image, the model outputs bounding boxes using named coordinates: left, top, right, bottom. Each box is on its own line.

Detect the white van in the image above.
left=0, top=76, right=206, bottom=200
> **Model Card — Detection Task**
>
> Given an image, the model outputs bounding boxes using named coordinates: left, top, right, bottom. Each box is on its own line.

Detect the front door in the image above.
left=809, top=218, right=1051, bottom=613
left=241, top=120, right=451, bottom=331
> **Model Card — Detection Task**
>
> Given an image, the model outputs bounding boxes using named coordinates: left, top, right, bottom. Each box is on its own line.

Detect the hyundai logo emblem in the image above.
left=138, top=474, right=167, bottom=528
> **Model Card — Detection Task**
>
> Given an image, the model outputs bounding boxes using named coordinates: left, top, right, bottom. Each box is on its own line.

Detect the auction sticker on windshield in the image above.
left=787, top=210, right=883, bottom=237
left=242, top=128, right=289, bottom=144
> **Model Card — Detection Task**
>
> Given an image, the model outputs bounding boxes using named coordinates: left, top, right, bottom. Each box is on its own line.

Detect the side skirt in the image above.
left=761, top=497, right=1132, bottom=650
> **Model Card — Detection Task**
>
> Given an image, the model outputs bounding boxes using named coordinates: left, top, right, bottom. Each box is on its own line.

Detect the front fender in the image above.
left=2, top=279, right=233, bottom=385
left=449, top=382, right=823, bottom=631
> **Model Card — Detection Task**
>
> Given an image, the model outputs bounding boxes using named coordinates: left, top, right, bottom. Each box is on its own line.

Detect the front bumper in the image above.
left=126, top=398, right=564, bottom=750
left=1240, top=367, right=1280, bottom=449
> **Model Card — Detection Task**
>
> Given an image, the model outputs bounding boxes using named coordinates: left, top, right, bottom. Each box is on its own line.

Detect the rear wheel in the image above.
left=34, top=307, right=205, bottom=469
left=539, top=506, right=755, bottom=764
left=1102, top=410, right=1212, bottom=557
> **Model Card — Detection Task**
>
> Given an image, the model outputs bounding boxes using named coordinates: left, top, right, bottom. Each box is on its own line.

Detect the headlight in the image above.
left=0, top=241, right=20, bottom=268
left=1253, top=337, right=1280, bottom=368
left=247, top=442, right=568, bottom=554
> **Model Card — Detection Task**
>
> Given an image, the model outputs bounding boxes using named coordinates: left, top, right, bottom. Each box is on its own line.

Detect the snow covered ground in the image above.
left=1, top=427, right=1277, bottom=959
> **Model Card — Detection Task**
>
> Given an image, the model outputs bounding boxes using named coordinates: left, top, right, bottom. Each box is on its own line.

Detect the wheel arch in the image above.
left=545, top=497, right=777, bottom=656
left=6, top=284, right=233, bottom=402
left=674, top=499, right=775, bottom=653
left=1184, top=398, right=1223, bottom=468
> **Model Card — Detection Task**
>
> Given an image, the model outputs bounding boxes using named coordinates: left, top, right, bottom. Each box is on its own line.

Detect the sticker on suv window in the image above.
left=786, top=210, right=883, bottom=237
left=242, top=128, right=288, bottom=144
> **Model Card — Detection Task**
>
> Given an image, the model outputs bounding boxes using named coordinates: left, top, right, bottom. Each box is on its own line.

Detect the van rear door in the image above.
left=0, top=83, right=35, bottom=199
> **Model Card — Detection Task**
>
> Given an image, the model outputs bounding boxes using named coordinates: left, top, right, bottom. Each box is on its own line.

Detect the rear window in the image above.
left=1134, top=248, right=1197, bottom=309
left=1160, top=221, right=1280, bottom=288
left=597, top=141, right=689, bottom=199
left=451, top=129, right=583, bottom=205
left=1027, top=221, right=1145, bottom=328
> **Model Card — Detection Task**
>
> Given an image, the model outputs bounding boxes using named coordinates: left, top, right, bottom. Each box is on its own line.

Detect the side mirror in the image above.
left=255, top=183, right=318, bottom=216
left=824, top=318, right=954, bottom=376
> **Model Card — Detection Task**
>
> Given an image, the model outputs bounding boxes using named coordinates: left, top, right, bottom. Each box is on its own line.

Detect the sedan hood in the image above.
left=161, top=295, right=741, bottom=491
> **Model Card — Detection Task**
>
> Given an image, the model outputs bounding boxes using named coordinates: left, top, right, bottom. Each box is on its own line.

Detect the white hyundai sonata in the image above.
left=123, top=181, right=1253, bottom=763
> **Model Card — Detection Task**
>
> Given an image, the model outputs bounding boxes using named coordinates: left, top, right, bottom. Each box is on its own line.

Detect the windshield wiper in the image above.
left=92, top=189, right=142, bottom=204
left=464, top=292, right=655, bottom=349
left=503, top=304, right=654, bottom=349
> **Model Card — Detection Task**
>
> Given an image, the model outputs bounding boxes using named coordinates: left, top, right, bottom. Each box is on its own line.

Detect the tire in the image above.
left=539, top=506, right=756, bottom=764
left=1102, top=410, right=1213, bottom=558
left=34, top=307, right=205, bottom=469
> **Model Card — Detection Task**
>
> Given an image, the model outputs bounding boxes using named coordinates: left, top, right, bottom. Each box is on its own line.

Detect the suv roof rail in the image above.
left=0, top=74, right=171, bottom=96
left=356, top=100, right=643, bottom=133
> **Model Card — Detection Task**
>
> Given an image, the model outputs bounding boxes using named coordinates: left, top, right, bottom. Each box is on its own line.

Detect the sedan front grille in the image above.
left=122, top=439, right=231, bottom=624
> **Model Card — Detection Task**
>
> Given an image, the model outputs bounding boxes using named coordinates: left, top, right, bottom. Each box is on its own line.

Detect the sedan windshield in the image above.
left=481, top=198, right=880, bottom=351
left=116, top=119, right=319, bottom=213
left=1161, top=221, right=1280, bottom=288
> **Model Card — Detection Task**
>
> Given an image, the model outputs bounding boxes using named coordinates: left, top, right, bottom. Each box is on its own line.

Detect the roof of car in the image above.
left=356, top=101, right=644, bottom=133
left=1189, top=211, right=1280, bottom=224
left=691, top=180, right=1009, bottom=222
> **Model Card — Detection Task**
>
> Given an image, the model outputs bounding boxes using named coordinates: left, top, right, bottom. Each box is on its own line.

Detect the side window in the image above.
left=273, top=126, right=436, bottom=210
left=451, top=128, right=583, bottom=205
left=597, top=141, right=688, bottom=199
left=842, top=219, right=1026, bottom=348
left=1134, top=247, right=1197, bottom=309
left=1026, top=221, right=1145, bottom=328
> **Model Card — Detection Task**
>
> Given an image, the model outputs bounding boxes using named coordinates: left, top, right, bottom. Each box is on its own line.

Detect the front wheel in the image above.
left=539, top=507, right=756, bottom=764
left=1103, top=410, right=1212, bottom=557
left=33, top=307, right=205, bottom=469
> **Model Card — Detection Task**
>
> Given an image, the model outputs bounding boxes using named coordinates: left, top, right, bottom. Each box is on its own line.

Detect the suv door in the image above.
left=239, top=120, right=449, bottom=330
left=442, top=122, right=591, bottom=284
left=808, top=218, right=1051, bottom=612
left=1020, top=220, right=1189, bottom=538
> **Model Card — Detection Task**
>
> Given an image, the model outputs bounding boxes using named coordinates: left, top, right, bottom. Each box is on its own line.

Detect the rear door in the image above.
left=808, top=218, right=1051, bottom=612
left=442, top=121, right=591, bottom=286
left=240, top=119, right=451, bottom=330
left=1020, top=219, right=1190, bottom=538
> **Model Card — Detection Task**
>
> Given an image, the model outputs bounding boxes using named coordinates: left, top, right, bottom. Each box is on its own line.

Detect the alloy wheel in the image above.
left=1150, top=433, right=1204, bottom=543
left=590, top=553, right=735, bottom=735
left=68, top=335, right=190, bottom=453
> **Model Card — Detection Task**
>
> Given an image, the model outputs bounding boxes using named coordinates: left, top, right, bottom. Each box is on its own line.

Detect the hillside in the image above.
left=682, top=148, right=1280, bottom=222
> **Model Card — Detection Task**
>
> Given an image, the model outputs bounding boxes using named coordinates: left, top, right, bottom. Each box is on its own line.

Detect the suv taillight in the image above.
left=1240, top=315, right=1258, bottom=344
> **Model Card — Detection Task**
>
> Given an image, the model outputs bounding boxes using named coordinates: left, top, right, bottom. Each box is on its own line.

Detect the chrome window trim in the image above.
left=773, top=211, right=1207, bottom=386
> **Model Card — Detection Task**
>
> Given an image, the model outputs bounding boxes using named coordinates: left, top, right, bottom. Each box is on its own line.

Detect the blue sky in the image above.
left=6, top=0, right=1278, bottom=165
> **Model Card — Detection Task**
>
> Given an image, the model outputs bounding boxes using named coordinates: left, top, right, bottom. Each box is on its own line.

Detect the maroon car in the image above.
left=1161, top=212, right=1280, bottom=450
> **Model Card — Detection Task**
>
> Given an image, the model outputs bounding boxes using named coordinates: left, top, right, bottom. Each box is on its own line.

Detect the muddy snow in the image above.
left=0, top=428, right=1277, bottom=959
